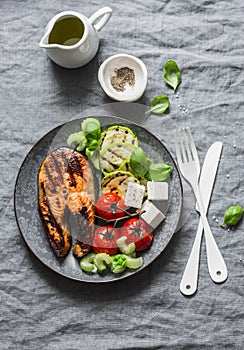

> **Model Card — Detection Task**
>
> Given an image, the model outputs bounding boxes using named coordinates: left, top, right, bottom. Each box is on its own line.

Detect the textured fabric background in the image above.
left=0, top=0, right=243, bottom=349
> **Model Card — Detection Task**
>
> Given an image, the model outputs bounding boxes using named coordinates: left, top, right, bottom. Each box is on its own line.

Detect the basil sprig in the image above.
left=130, top=147, right=173, bottom=181
left=130, top=147, right=151, bottom=177
left=146, top=60, right=181, bottom=115
left=81, top=118, right=101, bottom=145
left=146, top=95, right=170, bottom=115
left=164, top=60, right=181, bottom=91
left=67, top=118, right=101, bottom=156
left=221, top=205, right=243, bottom=227
left=146, top=162, right=173, bottom=181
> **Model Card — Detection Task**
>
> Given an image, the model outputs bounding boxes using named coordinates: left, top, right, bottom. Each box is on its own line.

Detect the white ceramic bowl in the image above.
left=98, top=54, right=147, bottom=102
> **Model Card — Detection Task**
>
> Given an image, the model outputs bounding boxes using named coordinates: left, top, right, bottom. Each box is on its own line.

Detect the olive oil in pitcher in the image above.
left=39, top=7, right=112, bottom=68
left=48, top=16, right=85, bottom=46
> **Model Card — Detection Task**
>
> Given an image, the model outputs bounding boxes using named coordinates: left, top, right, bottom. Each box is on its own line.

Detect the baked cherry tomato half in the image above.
left=95, top=193, right=127, bottom=221
left=92, top=226, right=120, bottom=255
left=121, top=218, right=153, bottom=252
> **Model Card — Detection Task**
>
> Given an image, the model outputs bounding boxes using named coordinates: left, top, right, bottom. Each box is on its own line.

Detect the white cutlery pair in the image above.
left=174, top=128, right=228, bottom=296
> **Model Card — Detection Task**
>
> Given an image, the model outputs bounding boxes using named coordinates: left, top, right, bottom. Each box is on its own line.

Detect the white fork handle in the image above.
left=195, top=186, right=228, bottom=283
left=181, top=190, right=228, bottom=296
left=180, top=220, right=203, bottom=296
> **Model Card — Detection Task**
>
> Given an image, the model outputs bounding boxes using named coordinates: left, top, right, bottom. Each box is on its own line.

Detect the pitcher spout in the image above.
left=39, top=31, right=51, bottom=48
left=39, top=16, right=58, bottom=48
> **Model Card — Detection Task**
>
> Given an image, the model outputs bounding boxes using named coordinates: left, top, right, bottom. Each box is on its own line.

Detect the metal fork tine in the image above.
left=186, top=127, right=198, bottom=161
left=173, top=130, right=183, bottom=163
left=182, top=128, right=193, bottom=162
left=178, top=129, right=187, bottom=163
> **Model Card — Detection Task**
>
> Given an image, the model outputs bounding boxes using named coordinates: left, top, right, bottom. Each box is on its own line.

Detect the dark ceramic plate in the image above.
left=14, top=116, right=183, bottom=283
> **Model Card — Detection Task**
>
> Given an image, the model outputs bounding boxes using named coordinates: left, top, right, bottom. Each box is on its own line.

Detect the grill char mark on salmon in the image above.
left=38, top=147, right=95, bottom=258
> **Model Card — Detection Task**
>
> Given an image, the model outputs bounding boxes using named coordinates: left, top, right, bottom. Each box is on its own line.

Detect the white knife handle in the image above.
left=180, top=221, right=203, bottom=296
left=181, top=186, right=228, bottom=296
left=195, top=186, right=228, bottom=283
left=205, top=225, right=228, bottom=283
left=180, top=217, right=228, bottom=296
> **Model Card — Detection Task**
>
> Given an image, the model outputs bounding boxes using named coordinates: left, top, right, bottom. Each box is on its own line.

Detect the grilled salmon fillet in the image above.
left=38, top=147, right=95, bottom=257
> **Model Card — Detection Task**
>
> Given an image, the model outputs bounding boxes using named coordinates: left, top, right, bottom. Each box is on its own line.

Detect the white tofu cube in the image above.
left=147, top=181, right=168, bottom=201
left=141, top=200, right=165, bottom=229
left=124, top=182, right=145, bottom=209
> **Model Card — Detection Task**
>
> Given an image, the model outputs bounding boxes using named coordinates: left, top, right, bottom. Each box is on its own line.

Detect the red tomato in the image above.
left=92, top=226, right=120, bottom=255
left=121, top=218, right=153, bottom=252
left=96, top=193, right=127, bottom=221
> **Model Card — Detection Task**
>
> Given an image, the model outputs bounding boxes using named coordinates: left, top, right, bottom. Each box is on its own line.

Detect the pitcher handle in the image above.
left=89, top=7, right=112, bottom=32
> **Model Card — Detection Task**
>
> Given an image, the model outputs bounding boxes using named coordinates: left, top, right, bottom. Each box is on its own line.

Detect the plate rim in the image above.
left=14, top=115, right=183, bottom=283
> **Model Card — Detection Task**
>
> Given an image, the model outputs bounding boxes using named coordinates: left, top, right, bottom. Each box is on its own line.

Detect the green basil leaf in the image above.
left=148, top=162, right=173, bottom=181
left=87, top=139, right=99, bottom=151
left=130, top=147, right=151, bottom=177
left=67, top=131, right=87, bottom=150
left=146, top=95, right=170, bottom=115
left=81, top=118, right=101, bottom=142
left=144, top=171, right=152, bottom=181
left=164, top=60, right=181, bottom=91
left=221, top=205, right=243, bottom=227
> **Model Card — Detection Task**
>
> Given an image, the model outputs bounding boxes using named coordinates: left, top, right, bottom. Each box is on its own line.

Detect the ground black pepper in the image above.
left=110, top=67, right=135, bottom=92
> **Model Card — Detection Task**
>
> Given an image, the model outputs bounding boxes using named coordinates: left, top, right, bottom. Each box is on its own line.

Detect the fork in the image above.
left=174, top=128, right=228, bottom=292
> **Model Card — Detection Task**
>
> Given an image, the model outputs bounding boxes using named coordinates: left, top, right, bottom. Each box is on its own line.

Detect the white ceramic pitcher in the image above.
left=39, top=7, right=112, bottom=68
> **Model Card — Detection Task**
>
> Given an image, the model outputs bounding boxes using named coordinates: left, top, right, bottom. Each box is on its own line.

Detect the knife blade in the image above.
left=180, top=142, right=224, bottom=296
left=196, top=142, right=223, bottom=213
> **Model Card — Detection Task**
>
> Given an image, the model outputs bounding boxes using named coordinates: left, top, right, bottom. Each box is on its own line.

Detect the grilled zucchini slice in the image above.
left=101, top=170, right=140, bottom=198
left=118, top=159, right=131, bottom=172
left=119, top=159, right=148, bottom=193
left=99, top=142, right=136, bottom=174
left=100, top=125, right=138, bottom=152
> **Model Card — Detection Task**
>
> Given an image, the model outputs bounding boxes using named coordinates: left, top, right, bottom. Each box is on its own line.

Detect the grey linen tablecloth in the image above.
left=1, top=0, right=243, bottom=349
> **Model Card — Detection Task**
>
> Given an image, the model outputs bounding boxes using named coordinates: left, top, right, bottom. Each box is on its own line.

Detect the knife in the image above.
left=180, top=142, right=227, bottom=296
